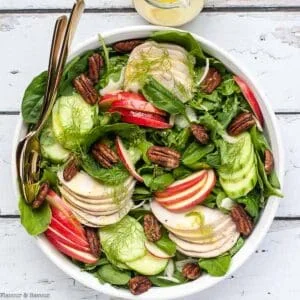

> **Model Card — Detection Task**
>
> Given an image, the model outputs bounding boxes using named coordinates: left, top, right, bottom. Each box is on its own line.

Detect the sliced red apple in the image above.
left=233, top=75, right=264, bottom=126
left=99, top=91, right=147, bottom=110
left=164, top=170, right=216, bottom=212
left=117, top=110, right=171, bottom=129
left=46, top=191, right=86, bottom=239
left=155, top=170, right=207, bottom=198
left=111, top=99, right=167, bottom=116
left=116, top=136, right=143, bottom=182
left=50, top=216, right=89, bottom=248
left=46, top=225, right=90, bottom=252
left=45, top=233, right=98, bottom=264
left=145, top=241, right=173, bottom=259
left=156, top=173, right=208, bottom=206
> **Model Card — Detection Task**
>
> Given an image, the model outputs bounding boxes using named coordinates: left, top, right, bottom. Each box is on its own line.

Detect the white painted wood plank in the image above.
left=0, top=114, right=298, bottom=216
left=0, top=0, right=300, bottom=10
left=0, top=218, right=298, bottom=299
left=1, top=12, right=300, bottom=112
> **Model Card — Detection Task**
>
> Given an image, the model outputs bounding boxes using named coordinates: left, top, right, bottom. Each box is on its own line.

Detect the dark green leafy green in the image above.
left=81, top=153, right=129, bottom=185
left=182, top=142, right=215, bottom=166
left=97, top=264, right=131, bottom=285
left=148, top=270, right=187, bottom=287
left=21, top=71, right=48, bottom=124
left=199, top=255, right=231, bottom=277
left=19, top=196, right=51, bottom=236
left=155, top=231, right=177, bottom=256
left=143, top=173, right=174, bottom=192
left=229, top=238, right=245, bottom=256
left=236, top=191, right=260, bottom=218
left=142, top=76, right=186, bottom=114
left=150, top=30, right=206, bottom=64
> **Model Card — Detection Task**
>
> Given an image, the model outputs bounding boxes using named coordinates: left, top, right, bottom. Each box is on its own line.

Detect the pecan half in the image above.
left=129, top=276, right=152, bottom=295
left=231, top=205, right=253, bottom=237
left=147, top=146, right=180, bottom=169
left=201, top=67, right=222, bottom=94
left=88, top=53, right=103, bottom=84
left=143, top=214, right=162, bottom=242
left=264, top=149, right=274, bottom=175
left=85, top=227, right=101, bottom=258
left=191, top=124, right=209, bottom=144
left=32, top=182, right=49, bottom=209
left=182, top=263, right=201, bottom=280
left=113, top=39, right=144, bottom=53
left=73, top=74, right=99, bottom=105
left=92, top=142, right=119, bottom=168
left=63, top=158, right=79, bottom=182
left=227, top=112, right=256, bottom=136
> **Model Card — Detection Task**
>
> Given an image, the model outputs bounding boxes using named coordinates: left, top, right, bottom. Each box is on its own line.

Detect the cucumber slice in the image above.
left=220, top=164, right=257, bottom=199
left=40, top=125, right=69, bottom=163
left=126, top=251, right=169, bottom=275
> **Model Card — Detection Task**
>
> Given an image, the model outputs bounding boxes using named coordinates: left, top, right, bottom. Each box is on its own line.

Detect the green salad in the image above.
left=20, top=30, right=282, bottom=295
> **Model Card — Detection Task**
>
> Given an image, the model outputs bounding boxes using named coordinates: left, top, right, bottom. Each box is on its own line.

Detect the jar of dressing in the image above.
left=133, top=0, right=204, bottom=27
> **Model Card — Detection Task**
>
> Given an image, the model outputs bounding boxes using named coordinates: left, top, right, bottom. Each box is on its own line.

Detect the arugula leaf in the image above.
left=19, top=196, right=51, bottom=236
left=21, top=71, right=48, bottom=124
left=236, top=191, right=260, bottom=218
left=81, top=152, right=129, bottom=185
left=229, top=237, right=245, bottom=256
left=199, top=255, right=231, bottom=277
left=216, top=95, right=240, bottom=127
left=132, top=186, right=152, bottom=201
left=142, top=76, right=186, bottom=115
left=97, top=264, right=131, bottom=285
left=173, top=166, right=192, bottom=180
left=155, top=230, right=177, bottom=256
left=150, top=30, right=206, bottom=64
left=182, top=142, right=215, bottom=166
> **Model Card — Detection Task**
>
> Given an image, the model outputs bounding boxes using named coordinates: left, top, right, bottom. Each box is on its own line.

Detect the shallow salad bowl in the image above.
left=12, top=26, right=284, bottom=300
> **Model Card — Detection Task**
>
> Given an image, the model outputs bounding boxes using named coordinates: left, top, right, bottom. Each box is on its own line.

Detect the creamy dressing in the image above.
left=133, top=0, right=204, bottom=26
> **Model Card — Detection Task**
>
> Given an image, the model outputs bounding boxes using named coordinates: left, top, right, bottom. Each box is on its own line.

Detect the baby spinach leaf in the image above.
left=21, top=71, right=48, bottom=124
left=143, top=173, right=175, bottom=192
left=236, top=191, right=260, bottom=218
left=173, top=166, right=192, bottom=180
left=150, top=30, right=206, bottom=64
left=182, top=142, right=215, bottom=166
left=155, top=231, right=176, bottom=256
left=19, top=196, right=51, bottom=236
left=199, top=255, right=231, bottom=277
left=81, top=153, right=129, bottom=185
left=97, top=264, right=131, bottom=285
left=142, top=76, right=186, bottom=115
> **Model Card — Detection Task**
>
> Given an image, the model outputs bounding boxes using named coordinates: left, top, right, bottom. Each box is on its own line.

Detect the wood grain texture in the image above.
left=1, top=12, right=300, bottom=112
left=0, top=0, right=300, bottom=10
left=0, top=114, right=297, bottom=216
left=0, top=218, right=299, bottom=299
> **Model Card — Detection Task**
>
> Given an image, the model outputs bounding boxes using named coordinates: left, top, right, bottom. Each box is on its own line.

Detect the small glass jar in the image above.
left=133, top=0, right=204, bottom=27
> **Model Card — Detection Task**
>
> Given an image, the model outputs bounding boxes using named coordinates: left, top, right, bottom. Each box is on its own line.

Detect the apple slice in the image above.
left=233, top=75, right=264, bottom=126
left=45, top=233, right=98, bottom=264
left=155, top=170, right=207, bottom=198
left=164, top=170, right=216, bottom=212
left=50, top=216, right=89, bottom=247
left=46, top=225, right=90, bottom=252
left=117, top=110, right=171, bottom=129
left=99, top=91, right=147, bottom=110
left=156, top=172, right=208, bottom=205
left=116, top=136, right=143, bottom=182
left=46, top=190, right=86, bottom=239
left=145, top=241, right=173, bottom=259
left=111, top=99, right=167, bottom=116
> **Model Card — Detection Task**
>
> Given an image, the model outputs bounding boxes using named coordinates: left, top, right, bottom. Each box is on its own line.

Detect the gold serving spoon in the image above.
left=16, top=0, right=85, bottom=203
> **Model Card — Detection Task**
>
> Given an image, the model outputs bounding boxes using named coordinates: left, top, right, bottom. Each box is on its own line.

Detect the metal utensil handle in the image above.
left=33, top=16, right=67, bottom=132
left=34, top=0, right=85, bottom=134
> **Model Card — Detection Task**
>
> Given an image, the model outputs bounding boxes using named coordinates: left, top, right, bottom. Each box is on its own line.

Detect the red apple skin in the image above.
left=155, top=170, right=207, bottom=198
left=50, top=217, right=89, bottom=248
left=111, top=99, right=167, bottom=116
left=164, top=170, right=217, bottom=213
left=46, top=225, right=90, bottom=252
left=233, top=76, right=264, bottom=126
left=46, top=190, right=86, bottom=239
left=45, top=233, right=98, bottom=264
left=156, top=174, right=208, bottom=206
left=115, top=136, right=144, bottom=182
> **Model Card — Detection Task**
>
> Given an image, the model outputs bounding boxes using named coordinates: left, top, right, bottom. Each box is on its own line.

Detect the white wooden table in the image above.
left=1, top=1, right=300, bottom=299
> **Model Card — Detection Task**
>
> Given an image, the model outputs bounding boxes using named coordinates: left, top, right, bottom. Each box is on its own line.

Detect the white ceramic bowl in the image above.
left=12, top=26, right=284, bottom=300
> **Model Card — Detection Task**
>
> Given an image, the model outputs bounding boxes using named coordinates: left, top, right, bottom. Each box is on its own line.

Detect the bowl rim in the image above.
left=12, top=25, right=285, bottom=300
